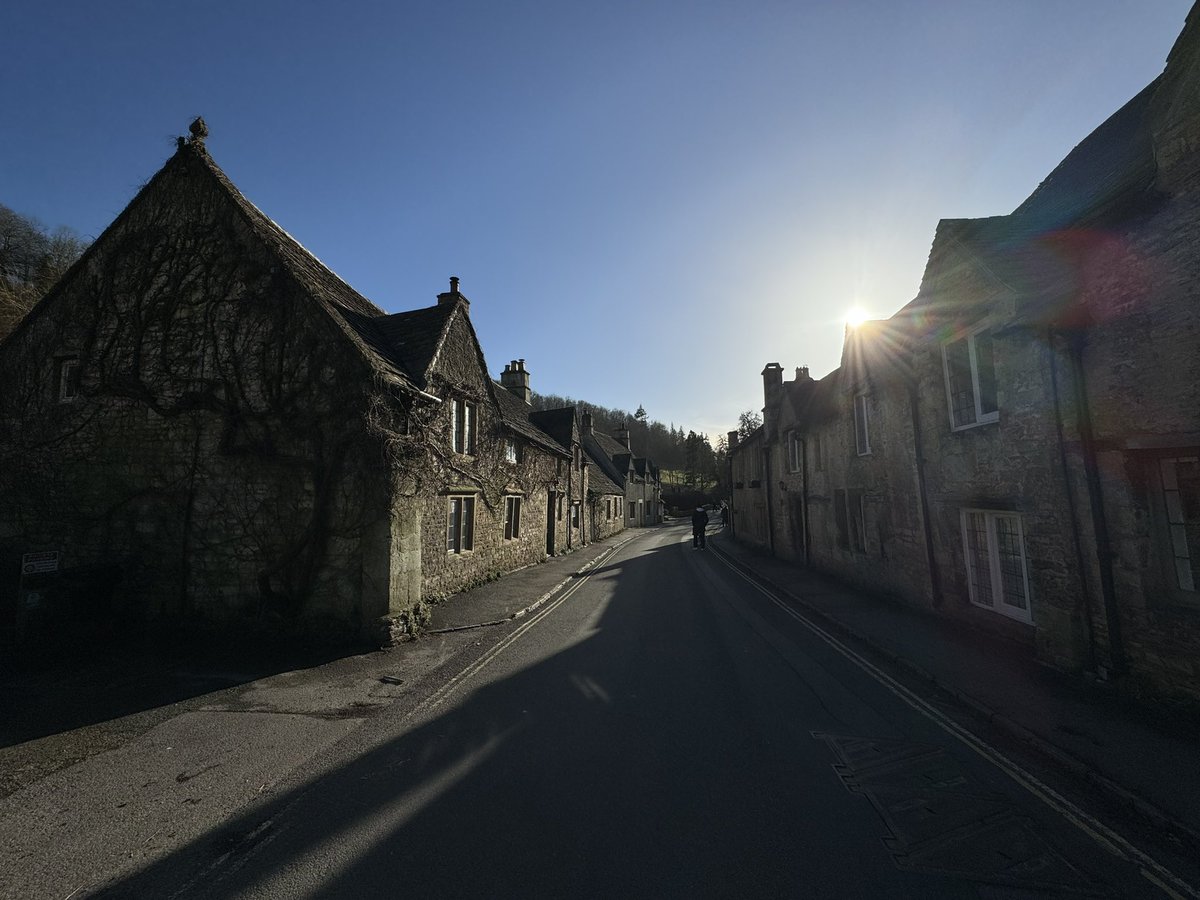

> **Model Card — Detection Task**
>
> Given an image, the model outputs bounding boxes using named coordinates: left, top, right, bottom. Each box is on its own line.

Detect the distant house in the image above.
left=0, top=124, right=619, bottom=646
left=728, top=6, right=1200, bottom=701
left=580, top=412, right=629, bottom=541
left=588, top=423, right=663, bottom=528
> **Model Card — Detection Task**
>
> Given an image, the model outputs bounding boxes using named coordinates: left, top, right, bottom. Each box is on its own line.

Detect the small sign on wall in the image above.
left=21, top=551, right=60, bottom=575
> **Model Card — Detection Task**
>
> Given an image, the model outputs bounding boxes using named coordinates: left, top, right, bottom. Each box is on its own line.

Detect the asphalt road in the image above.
left=90, top=523, right=1188, bottom=898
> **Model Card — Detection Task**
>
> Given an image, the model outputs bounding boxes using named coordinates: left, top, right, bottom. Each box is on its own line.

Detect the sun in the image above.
left=844, top=306, right=869, bottom=328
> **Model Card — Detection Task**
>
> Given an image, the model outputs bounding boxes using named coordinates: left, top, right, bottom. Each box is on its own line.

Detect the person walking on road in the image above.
left=692, top=506, right=709, bottom=549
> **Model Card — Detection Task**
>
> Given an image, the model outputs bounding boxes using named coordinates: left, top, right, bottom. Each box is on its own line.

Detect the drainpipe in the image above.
left=727, top=451, right=736, bottom=539
left=763, top=446, right=776, bottom=556
left=1065, top=330, right=1127, bottom=677
left=800, top=438, right=811, bottom=566
left=907, top=379, right=942, bottom=608
left=1049, top=328, right=1099, bottom=672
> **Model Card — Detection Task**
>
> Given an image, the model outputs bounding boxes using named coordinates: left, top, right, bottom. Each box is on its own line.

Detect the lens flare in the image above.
left=844, top=306, right=869, bottom=328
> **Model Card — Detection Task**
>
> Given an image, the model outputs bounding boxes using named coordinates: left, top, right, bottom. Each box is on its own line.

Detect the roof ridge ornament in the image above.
left=188, top=116, right=209, bottom=146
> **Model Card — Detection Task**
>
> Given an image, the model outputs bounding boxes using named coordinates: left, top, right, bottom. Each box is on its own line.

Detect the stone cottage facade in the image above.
left=0, top=124, right=641, bottom=646
left=729, top=7, right=1200, bottom=701
left=588, top=425, right=663, bottom=528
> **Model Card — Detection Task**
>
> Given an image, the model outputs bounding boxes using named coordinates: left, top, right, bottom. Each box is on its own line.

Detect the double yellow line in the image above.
left=709, top=547, right=1198, bottom=900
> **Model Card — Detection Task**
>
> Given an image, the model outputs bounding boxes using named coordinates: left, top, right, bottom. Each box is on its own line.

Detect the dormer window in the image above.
left=450, top=398, right=477, bottom=454
left=57, top=357, right=81, bottom=403
left=504, top=438, right=520, bottom=464
left=943, top=323, right=998, bottom=430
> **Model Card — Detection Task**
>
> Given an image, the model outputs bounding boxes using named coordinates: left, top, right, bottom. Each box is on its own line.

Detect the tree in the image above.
left=0, top=204, right=88, bottom=339
left=737, top=409, right=762, bottom=440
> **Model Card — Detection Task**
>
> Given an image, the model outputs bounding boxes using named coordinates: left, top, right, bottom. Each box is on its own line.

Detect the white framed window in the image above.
left=504, top=495, right=522, bottom=540
left=447, top=495, right=476, bottom=553
left=960, top=509, right=1032, bottom=623
left=571, top=502, right=580, bottom=529
left=57, top=357, right=81, bottom=403
left=943, top=324, right=998, bottom=430
left=833, top=488, right=866, bottom=553
left=504, top=438, right=519, bottom=464
left=450, top=399, right=477, bottom=454
left=1152, top=455, right=1200, bottom=599
left=787, top=431, right=802, bottom=473
left=854, top=393, right=871, bottom=456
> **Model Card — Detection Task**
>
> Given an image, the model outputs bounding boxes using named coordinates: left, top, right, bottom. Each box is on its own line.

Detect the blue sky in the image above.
left=2, top=1, right=1192, bottom=440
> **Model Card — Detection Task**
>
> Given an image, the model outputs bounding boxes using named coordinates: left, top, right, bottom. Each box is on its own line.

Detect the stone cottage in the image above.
left=729, top=5, right=1200, bottom=700
left=0, top=123, right=612, bottom=646
left=588, top=424, right=664, bottom=528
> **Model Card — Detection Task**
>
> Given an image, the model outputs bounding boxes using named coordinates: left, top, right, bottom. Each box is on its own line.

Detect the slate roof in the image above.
left=1013, top=80, right=1160, bottom=229
left=363, top=305, right=457, bottom=388
left=590, top=432, right=641, bottom=484
left=529, top=407, right=579, bottom=450
left=582, top=432, right=628, bottom=492
left=493, top=384, right=571, bottom=457
left=585, top=456, right=625, bottom=497
left=592, top=431, right=633, bottom=461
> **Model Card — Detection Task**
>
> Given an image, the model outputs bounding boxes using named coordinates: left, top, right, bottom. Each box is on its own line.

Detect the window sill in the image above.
left=968, top=598, right=1033, bottom=625
left=950, top=416, right=1000, bottom=434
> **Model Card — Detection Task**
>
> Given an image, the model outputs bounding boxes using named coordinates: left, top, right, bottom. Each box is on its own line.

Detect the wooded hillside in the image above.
left=0, top=204, right=89, bottom=340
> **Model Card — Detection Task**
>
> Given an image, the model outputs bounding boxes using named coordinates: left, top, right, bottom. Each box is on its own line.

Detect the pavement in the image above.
left=425, top=532, right=634, bottom=632
left=706, top=523, right=1200, bottom=853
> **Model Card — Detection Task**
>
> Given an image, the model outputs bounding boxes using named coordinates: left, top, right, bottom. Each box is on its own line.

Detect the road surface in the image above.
left=90, top=522, right=1195, bottom=898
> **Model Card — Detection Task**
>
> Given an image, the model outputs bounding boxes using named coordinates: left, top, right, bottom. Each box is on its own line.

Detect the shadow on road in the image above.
left=89, top=534, right=867, bottom=898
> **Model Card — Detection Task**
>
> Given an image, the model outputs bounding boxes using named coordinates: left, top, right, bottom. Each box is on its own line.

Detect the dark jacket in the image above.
left=691, top=509, right=709, bottom=531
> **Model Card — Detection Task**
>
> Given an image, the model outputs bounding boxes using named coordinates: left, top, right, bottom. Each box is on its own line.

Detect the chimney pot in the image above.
left=450, top=276, right=459, bottom=294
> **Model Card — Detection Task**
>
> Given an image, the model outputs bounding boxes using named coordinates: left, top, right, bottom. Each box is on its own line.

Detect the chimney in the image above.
left=762, top=362, right=784, bottom=438
left=437, top=275, right=469, bottom=313
left=615, top=422, right=631, bottom=450
left=581, top=411, right=594, bottom=438
left=500, top=358, right=531, bottom=404
left=728, top=430, right=739, bottom=450
left=795, top=366, right=811, bottom=382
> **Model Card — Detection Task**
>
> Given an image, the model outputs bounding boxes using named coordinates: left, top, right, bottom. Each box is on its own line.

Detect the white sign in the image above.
left=21, top=551, right=60, bottom=575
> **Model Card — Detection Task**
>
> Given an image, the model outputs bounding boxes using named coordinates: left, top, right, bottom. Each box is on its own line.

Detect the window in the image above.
left=628, top=501, right=635, bottom=521
left=787, top=432, right=802, bottom=473
left=834, top=489, right=866, bottom=552
left=854, top=394, right=871, bottom=455
left=447, top=495, right=475, bottom=553
left=1153, top=455, right=1200, bottom=598
left=571, top=503, right=580, bottom=529
left=943, top=325, right=998, bottom=430
left=504, top=439, right=519, bottom=464
left=57, top=357, right=80, bottom=403
left=961, top=510, right=1031, bottom=622
left=504, top=496, right=522, bottom=540
left=450, top=399, right=477, bottom=454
